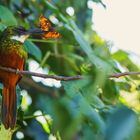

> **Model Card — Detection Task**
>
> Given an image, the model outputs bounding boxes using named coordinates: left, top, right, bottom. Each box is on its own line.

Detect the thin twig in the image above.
left=109, top=72, right=140, bottom=78
left=0, top=65, right=140, bottom=80
left=23, top=114, right=47, bottom=120
left=0, top=65, right=81, bottom=81
left=28, top=38, right=57, bottom=43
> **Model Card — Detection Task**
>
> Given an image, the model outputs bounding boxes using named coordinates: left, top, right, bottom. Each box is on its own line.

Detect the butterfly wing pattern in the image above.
left=39, top=15, right=61, bottom=39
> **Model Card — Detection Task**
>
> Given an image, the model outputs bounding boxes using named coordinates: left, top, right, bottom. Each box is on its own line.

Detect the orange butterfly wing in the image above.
left=42, top=32, right=60, bottom=39
left=39, top=15, right=51, bottom=31
left=39, top=15, right=61, bottom=39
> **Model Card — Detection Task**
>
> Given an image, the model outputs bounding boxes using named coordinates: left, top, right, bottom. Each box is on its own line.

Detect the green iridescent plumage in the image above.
left=0, top=26, right=27, bottom=59
left=0, top=25, right=44, bottom=129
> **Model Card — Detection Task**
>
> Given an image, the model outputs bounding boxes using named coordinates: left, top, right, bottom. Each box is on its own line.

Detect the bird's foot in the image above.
left=16, top=69, right=20, bottom=74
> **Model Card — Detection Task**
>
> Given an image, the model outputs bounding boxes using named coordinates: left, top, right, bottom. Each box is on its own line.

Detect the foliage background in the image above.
left=0, top=0, right=140, bottom=140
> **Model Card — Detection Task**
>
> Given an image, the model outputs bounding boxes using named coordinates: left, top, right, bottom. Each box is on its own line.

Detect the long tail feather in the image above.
left=1, top=86, right=17, bottom=129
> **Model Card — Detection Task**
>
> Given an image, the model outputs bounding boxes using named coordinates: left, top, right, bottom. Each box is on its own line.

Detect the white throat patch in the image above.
left=11, top=35, right=29, bottom=43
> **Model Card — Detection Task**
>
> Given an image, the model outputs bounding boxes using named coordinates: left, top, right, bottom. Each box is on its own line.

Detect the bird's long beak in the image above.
left=15, top=27, right=45, bottom=36
left=26, top=28, right=45, bottom=35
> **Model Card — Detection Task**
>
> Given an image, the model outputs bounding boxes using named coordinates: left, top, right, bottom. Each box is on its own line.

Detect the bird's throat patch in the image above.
left=11, top=35, right=29, bottom=43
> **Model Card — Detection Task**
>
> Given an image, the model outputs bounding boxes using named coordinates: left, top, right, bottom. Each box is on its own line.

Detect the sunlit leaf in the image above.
left=105, top=106, right=138, bottom=140
left=0, top=5, right=17, bottom=26
left=24, top=40, right=42, bottom=61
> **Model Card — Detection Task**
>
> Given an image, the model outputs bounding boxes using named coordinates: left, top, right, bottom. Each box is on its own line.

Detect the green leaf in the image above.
left=81, top=98, right=105, bottom=133
left=112, top=50, right=139, bottom=71
left=64, top=20, right=113, bottom=89
left=0, top=23, right=6, bottom=31
left=62, top=80, right=105, bottom=133
left=53, top=96, right=83, bottom=140
left=0, top=83, right=3, bottom=89
left=66, top=20, right=112, bottom=74
left=16, top=85, right=22, bottom=108
left=44, top=1, right=59, bottom=13
left=105, top=106, right=138, bottom=140
left=62, top=79, right=89, bottom=97
left=81, top=125, right=97, bottom=140
left=102, top=79, right=119, bottom=103
left=0, top=5, right=17, bottom=26
left=24, top=40, right=42, bottom=61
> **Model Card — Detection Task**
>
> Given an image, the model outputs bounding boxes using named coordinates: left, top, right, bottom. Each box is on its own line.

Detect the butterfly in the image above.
left=39, top=15, right=61, bottom=39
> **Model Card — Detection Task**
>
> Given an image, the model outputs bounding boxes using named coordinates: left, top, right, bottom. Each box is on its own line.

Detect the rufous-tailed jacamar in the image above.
left=0, top=26, right=43, bottom=129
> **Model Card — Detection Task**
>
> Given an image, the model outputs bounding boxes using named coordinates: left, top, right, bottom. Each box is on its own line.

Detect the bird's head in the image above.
left=2, top=26, right=44, bottom=43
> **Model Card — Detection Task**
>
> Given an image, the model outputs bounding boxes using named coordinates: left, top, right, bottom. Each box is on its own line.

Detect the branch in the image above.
left=0, top=65, right=81, bottom=81
left=23, top=114, right=47, bottom=120
left=0, top=65, right=140, bottom=80
left=109, top=72, right=140, bottom=78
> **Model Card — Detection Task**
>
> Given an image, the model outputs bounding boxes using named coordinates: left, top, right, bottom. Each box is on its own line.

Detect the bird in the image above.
left=0, top=16, right=60, bottom=129
left=0, top=26, right=43, bottom=129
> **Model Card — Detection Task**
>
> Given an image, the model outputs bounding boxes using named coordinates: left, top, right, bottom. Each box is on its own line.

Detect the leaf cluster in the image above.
left=0, top=0, right=140, bottom=140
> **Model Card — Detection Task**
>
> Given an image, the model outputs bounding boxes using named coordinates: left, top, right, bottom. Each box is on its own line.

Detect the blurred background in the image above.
left=0, top=0, right=140, bottom=140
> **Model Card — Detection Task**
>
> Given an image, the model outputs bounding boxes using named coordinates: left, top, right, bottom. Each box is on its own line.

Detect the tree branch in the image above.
left=0, top=65, right=81, bottom=81
left=109, top=72, right=140, bottom=78
left=0, top=65, right=140, bottom=80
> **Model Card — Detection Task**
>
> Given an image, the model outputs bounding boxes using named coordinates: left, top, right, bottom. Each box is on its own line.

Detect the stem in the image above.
left=23, top=114, right=47, bottom=120
left=0, top=125, right=14, bottom=140
left=0, top=65, right=81, bottom=81
left=110, top=71, right=140, bottom=78
left=0, top=65, right=140, bottom=81
left=28, top=38, right=57, bottom=43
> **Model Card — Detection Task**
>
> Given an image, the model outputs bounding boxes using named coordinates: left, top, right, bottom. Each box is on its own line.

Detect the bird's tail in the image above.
left=1, top=86, right=17, bottom=129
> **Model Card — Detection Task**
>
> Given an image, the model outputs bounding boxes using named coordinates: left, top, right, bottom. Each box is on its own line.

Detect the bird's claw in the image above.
left=16, top=69, right=20, bottom=74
